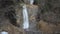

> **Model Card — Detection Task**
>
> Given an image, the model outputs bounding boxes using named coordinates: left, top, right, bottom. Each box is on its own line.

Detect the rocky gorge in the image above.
left=0, top=0, right=60, bottom=34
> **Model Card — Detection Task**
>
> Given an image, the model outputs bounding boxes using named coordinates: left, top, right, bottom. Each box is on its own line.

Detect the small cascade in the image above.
left=22, top=0, right=34, bottom=30
left=29, top=0, right=34, bottom=5
left=22, top=4, right=29, bottom=29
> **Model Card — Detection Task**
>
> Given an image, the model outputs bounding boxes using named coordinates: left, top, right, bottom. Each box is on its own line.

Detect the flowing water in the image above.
left=29, top=0, right=34, bottom=4
left=22, top=4, right=29, bottom=29
left=0, top=31, right=8, bottom=34
left=22, top=0, right=34, bottom=29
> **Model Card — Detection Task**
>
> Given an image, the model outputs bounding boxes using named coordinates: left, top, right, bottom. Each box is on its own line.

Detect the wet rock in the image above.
left=16, top=4, right=39, bottom=30
left=26, top=5, right=39, bottom=31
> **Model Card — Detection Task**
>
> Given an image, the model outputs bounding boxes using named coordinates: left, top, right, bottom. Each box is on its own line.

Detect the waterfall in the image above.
left=22, top=4, right=29, bottom=29
left=29, top=0, right=34, bottom=4
left=22, top=0, right=34, bottom=29
left=1, top=31, right=8, bottom=34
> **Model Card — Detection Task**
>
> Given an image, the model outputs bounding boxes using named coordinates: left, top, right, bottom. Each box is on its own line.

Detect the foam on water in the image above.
left=29, top=0, right=34, bottom=4
left=22, top=4, right=29, bottom=29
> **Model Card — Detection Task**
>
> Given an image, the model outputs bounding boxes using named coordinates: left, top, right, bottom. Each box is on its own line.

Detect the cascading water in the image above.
left=22, top=0, right=34, bottom=29
left=29, top=0, right=34, bottom=4
left=22, top=4, right=29, bottom=29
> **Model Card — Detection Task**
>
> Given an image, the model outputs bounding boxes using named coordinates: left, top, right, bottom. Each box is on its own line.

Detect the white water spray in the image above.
left=29, top=0, right=34, bottom=4
left=22, top=4, right=29, bottom=29
left=1, top=31, right=8, bottom=34
left=22, top=0, right=34, bottom=29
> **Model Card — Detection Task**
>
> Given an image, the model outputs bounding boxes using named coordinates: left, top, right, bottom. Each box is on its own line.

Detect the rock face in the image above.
left=37, top=0, right=60, bottom=33
left=27, top=5, right=38, bottom=31
left=0, top=0, right=18, bottom=8
left=0, top=0, right=20, bottom=26
left=0, top=0, right=60, bottom=34
left=39, top=0, right=60, bottom=25
left=0, top=0, right=23, bottom=34
left=15, top=5, right=23, bottom=28
left=16, top=4, right=39, bottom=31
left=22, top=0, right=30, bottom=4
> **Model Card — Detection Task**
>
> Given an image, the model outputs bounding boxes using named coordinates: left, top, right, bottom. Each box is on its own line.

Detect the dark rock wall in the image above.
left=36, top=0, right=60, bottom=33
left=33, top=0, right=60, bottom=25
left=0, top=0, right=60, bottom=34
left=39, top=0, right=60, bottom=25
left=0, top=0, right=24, bottom=34
left=0, top=0, right=21, bottom=26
